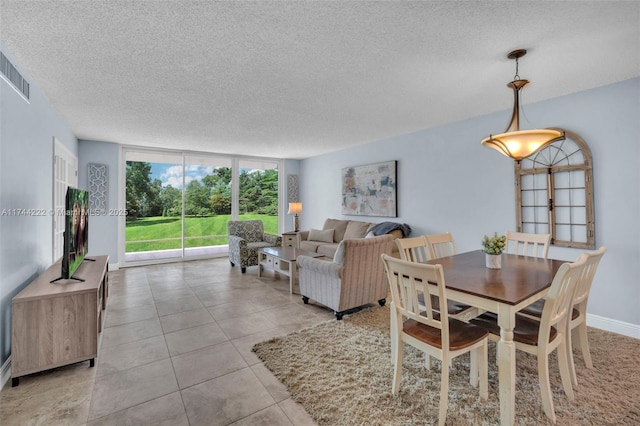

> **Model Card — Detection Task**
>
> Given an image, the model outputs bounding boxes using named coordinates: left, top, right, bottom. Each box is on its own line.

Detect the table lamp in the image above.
left=288, top=202, right=302, bottom=232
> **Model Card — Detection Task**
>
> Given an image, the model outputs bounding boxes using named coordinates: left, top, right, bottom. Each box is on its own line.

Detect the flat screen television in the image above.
left=54, top=186, right=90, bottom=282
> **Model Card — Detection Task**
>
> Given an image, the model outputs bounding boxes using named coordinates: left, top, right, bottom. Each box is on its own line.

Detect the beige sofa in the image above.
left=297, top=218, right=404, bottom=258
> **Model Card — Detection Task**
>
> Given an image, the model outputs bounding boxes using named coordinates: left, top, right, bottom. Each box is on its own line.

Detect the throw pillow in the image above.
left=365, top=231, right=375, bottom=238
left=308, top=228, right=335, bottom=243
left=333, top=240, right=346, bottom=265
left=343, top=221, right=371, bottom=240
left=322, top=218, right=349, bottom=242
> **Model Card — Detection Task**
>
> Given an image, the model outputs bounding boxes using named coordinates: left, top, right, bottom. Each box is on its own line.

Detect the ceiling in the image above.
left=1, top=1, right=638, bottom=160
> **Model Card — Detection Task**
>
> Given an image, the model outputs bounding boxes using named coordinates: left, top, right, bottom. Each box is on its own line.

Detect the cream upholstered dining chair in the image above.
left=520, top=246, right=606, bottom=386
left=470, top=256, right=588, bottom=423
left=505, top=231, right=551, bottom=258
left=381, top=254, right=489, bottom=426
left=395, top=235, right=472, bottom=319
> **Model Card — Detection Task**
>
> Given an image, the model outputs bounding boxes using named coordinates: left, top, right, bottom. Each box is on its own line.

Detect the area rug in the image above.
left=253, top=306, right=640, bottom=425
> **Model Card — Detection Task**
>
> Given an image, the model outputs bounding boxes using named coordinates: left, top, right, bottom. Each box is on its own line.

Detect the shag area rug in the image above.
left=253, top=306, right=640, bottom=425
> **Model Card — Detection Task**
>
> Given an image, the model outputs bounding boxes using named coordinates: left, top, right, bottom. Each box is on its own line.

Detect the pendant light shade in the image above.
left=482, top=50, right=564, bottom=161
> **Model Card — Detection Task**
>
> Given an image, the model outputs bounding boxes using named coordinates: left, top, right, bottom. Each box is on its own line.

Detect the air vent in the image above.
left=1, top=51, right=30, bottom=100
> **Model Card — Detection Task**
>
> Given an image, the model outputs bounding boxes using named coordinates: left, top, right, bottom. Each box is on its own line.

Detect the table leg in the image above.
left=497, top=305, right=516, bottom=426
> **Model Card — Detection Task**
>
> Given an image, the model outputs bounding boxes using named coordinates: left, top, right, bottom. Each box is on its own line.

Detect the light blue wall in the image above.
left=0, top=45, right=78, bottom=366
left=78, top=140, right=121, bottom=265
left=299, top=78, right=640, bottom=327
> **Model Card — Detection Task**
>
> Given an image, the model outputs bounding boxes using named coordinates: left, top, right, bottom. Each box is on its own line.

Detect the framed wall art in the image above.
left=341, top=160, right=396, bottom=217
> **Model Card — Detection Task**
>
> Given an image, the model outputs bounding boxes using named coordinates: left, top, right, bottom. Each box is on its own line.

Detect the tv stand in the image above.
left=11, top=255, right=109, bottom=386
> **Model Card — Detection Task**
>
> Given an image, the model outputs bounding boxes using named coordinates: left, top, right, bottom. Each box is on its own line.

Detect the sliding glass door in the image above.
left=183, top=155, right=233, bottom=259
left=124, top=151, right=183, bottom=262
left=238, top=159, right=279, bottom=235
left=123, top=149, right=280, bottom=265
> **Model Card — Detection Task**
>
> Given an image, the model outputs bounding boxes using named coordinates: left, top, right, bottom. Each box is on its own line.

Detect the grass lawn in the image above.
left=125, top=214, right=278, bottom=252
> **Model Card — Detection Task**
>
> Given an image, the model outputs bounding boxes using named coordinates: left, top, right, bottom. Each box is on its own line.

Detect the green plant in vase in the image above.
left=482, top=233, right=506, bottom=268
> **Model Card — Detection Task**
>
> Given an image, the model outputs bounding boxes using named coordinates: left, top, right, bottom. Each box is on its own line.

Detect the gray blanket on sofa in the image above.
left=369, top=222, right=412, bottom=237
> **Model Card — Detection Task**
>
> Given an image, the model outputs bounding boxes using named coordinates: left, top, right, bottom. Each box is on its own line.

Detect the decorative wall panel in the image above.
left=88, top=163, right=108, bottom=215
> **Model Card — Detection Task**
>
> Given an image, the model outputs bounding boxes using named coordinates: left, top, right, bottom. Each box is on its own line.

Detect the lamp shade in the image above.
left=481, top=50, right=565, bottom=161
left=288, top=202, right=302, bottom=215
left=481, top=129, right=565, bottom=161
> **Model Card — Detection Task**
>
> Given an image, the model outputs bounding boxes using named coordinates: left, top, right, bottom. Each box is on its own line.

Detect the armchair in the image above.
left=228, top=220, right=281, bottom=273
left=297, top=234, right=394, bottom=319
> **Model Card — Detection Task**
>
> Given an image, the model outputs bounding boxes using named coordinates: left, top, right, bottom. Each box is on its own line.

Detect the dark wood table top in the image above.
left=426, top=250, right=566, bottom=306
left=260, top=246, right=324, bottom=262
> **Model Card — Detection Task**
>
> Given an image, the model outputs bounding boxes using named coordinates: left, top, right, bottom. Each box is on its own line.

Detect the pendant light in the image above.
left=481, top=49, right=565, bottom=161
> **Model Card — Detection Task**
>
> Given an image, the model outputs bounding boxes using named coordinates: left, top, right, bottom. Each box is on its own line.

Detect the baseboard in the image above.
left=587, top=313, right=640, bottom=339
left=0, top=356, right=11, bottom=390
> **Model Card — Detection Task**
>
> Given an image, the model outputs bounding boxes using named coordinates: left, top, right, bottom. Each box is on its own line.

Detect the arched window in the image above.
left=515, top=128, right=595, bottom=249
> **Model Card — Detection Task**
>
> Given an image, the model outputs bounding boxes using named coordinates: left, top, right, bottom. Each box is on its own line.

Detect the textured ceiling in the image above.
left=1, top=1, right=639, bottom=159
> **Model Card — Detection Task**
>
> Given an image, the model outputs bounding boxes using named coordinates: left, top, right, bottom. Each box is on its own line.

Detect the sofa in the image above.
left=297, top=218, right=408, bottom=258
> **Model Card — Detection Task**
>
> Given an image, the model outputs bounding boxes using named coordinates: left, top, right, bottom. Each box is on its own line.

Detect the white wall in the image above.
left=0, top=45, right=78, bottom=366
left=299, top=78, right=640, bottom=329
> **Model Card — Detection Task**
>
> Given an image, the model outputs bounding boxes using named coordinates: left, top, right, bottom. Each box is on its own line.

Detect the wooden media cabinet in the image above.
left=11, top=255, right=109, bottom=386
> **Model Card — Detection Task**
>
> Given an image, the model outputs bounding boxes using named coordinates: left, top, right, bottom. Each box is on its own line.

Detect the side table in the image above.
left=281, top=231, right=298, bottom=248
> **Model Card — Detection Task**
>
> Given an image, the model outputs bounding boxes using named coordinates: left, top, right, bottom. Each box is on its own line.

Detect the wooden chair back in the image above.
left=425, top=232, right=456, bottom=259
left=538, top=256, right=587, bottom=347
left=505, top=231, right=551, bottom=258
left=572, top=246, right=606, bottom=310
left=382, top=254, right=448, bottom=325
left=395, top=236, right=430, bottom=263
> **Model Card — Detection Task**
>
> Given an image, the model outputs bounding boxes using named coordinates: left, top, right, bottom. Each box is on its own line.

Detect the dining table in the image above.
left=425, top=250, right=566, bottom=426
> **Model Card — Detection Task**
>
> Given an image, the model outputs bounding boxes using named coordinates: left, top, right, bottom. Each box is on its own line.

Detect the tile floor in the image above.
left=1, top=257, right=337, bottom=425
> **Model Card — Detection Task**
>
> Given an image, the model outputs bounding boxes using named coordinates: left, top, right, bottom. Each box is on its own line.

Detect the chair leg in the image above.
left=241, top=267, right=246, bottom=273
left=230, top=260, right=235, bottom=267
left=438, top=358, right=450, bottom=426
left=557, top=341, right=575, bottom=400
left=478, top=343, right=488, bottom=400
left=470, top=349, right=478, bottom=388
left=576, top=322, right=593, bottom=369
left=392, top=338, right=403, bottom=395
left=538, top=353, right=556, bottom=423
left=567, top=325, right=577, bottom=387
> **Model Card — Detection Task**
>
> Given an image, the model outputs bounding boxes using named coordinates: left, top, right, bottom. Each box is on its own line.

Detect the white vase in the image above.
left=485, top=253, right=502, bottom=269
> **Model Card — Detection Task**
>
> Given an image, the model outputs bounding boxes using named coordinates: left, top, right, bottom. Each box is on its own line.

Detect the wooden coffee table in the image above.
left=258, top=246, right=324, bottom=294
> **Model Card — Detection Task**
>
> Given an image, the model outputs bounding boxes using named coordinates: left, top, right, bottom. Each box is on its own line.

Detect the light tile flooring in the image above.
left=1, top=257, right=336, bottom=425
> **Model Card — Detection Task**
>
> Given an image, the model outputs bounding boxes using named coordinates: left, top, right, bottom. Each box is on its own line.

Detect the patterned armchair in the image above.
left=228, top=220, right=281, bottom=273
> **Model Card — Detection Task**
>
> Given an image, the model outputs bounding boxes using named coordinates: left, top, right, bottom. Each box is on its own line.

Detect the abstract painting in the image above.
left=341, top=161, right=396, bottom=217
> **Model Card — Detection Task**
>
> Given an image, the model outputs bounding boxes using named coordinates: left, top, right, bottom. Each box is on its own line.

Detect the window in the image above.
left=515, top=129, right=595, bottom=249
left=122, top=149, right=281, bottom=265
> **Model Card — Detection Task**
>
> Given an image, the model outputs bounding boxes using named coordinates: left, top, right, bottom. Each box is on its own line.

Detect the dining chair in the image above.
left=381, top=254, right=489, bottom=426
left=395, top=236, right=430, bottom=263
left=470, top=256, right=588, bottom=423
left=395, top=236, right=472, bottom=319
left=519, top=246, right=606, bottom=386
left=425, top=232, right=457, bottom=259
left=505, top=231, right=551, bottom=258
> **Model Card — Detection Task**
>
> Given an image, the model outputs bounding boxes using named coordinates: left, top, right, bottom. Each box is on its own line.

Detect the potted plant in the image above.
left=482, top=233, right=506, bottom=269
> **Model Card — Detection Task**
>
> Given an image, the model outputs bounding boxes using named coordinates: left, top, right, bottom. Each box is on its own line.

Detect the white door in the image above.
left=53, top=137, right=78, bottom=262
